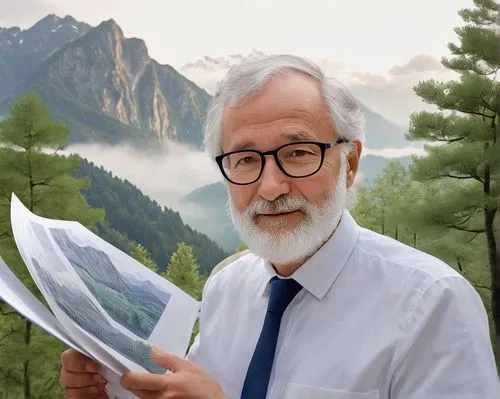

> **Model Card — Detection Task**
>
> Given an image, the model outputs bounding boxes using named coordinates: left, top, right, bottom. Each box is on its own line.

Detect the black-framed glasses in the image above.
left=215, top=138, right=348, bottom=185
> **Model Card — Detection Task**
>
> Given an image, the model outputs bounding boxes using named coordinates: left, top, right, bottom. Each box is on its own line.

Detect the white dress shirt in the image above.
left=186, top=210, right=500, bottom=399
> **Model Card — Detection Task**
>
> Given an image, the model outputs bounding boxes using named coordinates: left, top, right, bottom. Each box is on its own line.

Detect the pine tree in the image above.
left=405, top=0, right=499, bottom=359
left=130, top=243, right=160, bottom=273
left=163, top=242, right=206, bottom=350
left=164, top=242, right=204, bottom=300
left=0, top=92, right=104, bottom=398
left=235, top=242, right=248, bottom=253
left=352, top=161, right=415, bottom=242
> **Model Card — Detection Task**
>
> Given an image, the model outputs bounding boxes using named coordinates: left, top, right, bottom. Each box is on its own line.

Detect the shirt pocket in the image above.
left=283, top=383, right=379, bottom=399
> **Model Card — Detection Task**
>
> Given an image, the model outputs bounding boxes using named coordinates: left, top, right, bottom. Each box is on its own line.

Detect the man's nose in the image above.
left=256, top=157, right=291, bottom=202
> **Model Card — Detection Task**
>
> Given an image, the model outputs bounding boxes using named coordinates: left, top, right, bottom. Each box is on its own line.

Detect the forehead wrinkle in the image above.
left=228, top=131, right=316, bottom=152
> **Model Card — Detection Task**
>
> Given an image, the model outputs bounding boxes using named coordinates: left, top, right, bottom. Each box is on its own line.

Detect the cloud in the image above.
left=388, top=54, right=443, bottom=75
left=180, top=52, right=459, bottom=126
left=344, top=56, right=458, bottom=125
left=362, top=146, right=427, bottom=158
left=65, top=141, right=222, bottom=210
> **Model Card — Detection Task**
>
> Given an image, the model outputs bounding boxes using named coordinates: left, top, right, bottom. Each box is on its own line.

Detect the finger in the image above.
left=61, top=349, right=100, bottom=373
left=151, top=347, right=188, bottom=373
left=60, top=369, right=107, bottom=388
left=127, top=389, right=161, bottom=399
left=121, top=371, right=170, bottom=391
left=64, top=382, right=106, bottom=398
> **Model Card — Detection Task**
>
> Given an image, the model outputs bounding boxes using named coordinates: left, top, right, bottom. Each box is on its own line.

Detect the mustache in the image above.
left=244, top=196, right=309, bottom=217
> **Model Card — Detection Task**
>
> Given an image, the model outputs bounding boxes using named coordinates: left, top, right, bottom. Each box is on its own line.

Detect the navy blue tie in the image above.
left=241, top=276, right=303, bottom=399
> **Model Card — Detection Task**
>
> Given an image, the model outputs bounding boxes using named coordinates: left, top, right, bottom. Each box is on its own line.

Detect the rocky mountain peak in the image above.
left=95, top=19, right=123, bottom=37
left=0, top=16, right=211, bottom=147
left=0, top=14, right=91, bottom=97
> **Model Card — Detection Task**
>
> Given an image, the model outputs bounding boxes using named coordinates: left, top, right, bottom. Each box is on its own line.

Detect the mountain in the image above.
left=179, top=50, right=265, bottom=93
left=178, top=155, right=413, bottom=251
left=0, top=14, right=91, bottom=96
left=358, top=154, right=412, bottom=185
left=73, top=158, right=228, bottom=275
left=179, top=51, right=413, bottom=150
left=0, top=16, right=211, bottom=148
left=0, top=17, right=413, bottom=150
left=50, top=227, right=134, bottom=293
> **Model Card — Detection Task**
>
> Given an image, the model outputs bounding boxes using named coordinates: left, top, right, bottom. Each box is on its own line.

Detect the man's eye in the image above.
left=290, top=150, right=308, bottom=157
left=235, top=156, right=258, bottom=167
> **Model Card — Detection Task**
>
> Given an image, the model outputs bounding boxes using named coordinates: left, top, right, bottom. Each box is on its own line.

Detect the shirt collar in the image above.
left=259, top=209, right=360, bottom=301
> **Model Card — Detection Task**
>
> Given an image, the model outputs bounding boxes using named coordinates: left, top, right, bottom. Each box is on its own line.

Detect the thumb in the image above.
left=151, top=347, right=186, bottom=373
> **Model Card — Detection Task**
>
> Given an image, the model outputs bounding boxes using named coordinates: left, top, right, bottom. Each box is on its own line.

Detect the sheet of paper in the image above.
left=0, top=256, right=89, bottom=356
left=9, top=193, right=200, bottom=379
left=0, top=257, right=138, bottom=398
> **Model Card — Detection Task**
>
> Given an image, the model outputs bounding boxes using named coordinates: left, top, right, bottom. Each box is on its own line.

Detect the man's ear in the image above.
left=346, top=141, right=362, bottom=188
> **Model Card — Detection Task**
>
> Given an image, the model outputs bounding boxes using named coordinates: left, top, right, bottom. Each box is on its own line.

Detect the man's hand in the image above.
left=121, top=347, right=227, bottom=399
left=59, top=349, right=108, bottom=398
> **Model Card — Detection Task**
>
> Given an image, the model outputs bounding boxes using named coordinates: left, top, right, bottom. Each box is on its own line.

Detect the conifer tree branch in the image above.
left=473, top=283, right=493, bottom=291
left=456, top=214, right=473, bottom=226
left=438, top=136, right=465, bottom=143
left=449, top=224, right=485, bottom=233
left=32, top=181, right=52, bottom=188
left=0, top=309, right=17, bottom=317
left=481, top=96, right=493, bottom=110
left=462, top=233, right=480, bottom=243
left=0, top=232, right=12, bottom=239
left=439, top=173, right=476, bottom=180
left=0, top=366, right=22, bottom=385
left=0, top=327, right=17, bottom=342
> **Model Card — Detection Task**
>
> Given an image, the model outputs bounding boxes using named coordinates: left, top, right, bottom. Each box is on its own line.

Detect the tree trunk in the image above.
left=24, top=144, right=34, bottom=399
left=485, top=206, right=499, bottom=363
left=493, top=107, right=499, bottom=367
left=23, top=320, right=31, bottom=399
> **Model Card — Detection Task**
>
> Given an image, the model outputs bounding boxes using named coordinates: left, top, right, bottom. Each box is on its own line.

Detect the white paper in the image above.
left=7, top=193, right=200, bottom=397
left=0, top=256, right=89, bottom=356
left=0, top=257, right=134, bottom=398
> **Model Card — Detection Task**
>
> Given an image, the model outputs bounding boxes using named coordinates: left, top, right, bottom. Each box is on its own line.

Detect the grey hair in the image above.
left=203, top=54, right=365, bottom=158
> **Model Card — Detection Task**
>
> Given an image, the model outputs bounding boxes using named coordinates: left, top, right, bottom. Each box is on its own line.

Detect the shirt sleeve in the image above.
left=184, top=265, right=219, bottom=365
left=390, top=275, right=500, bottom=399
left=185, top=333, right=200, bottom=363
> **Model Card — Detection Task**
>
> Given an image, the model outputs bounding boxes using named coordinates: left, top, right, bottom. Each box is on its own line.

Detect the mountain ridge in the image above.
left=179, top=50, right=414, bottom=150
left=0, top=14, right=211, bottom=148
left=1, top=15, right=416, bottom=151
left=179, top=154, right=413, bottom=251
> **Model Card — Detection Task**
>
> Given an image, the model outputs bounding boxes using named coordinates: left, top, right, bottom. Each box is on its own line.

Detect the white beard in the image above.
left=228, top=158, right=348, bottom=264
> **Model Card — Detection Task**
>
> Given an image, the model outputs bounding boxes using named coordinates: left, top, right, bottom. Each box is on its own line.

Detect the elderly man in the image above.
left=59, top=55, right=499, bottom=398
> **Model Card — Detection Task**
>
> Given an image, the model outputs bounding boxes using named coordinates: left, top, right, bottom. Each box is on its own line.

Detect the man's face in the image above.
left=220, top=72, right=360, bottom=264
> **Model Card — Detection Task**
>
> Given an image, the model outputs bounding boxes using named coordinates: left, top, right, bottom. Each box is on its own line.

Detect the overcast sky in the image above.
left=1, top=0, right=474, bottom=72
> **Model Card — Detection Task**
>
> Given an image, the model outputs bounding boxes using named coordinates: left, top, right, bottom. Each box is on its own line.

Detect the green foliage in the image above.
left=352, top=161, right=494, bottom=360
left=352, top=161, right=414, bottom=238
left=0, top=92, right=104, bottom=398
left=163, top=242, right=207, bottom=350
left=235, top=242, right=249, bottom=253
left=404, top=0, right=499, bottom=361
left=164, top=242, right=204, bottom=301
left=131, top=243, right=160, bottom=273
left=73, top=159, right=228, bottom=276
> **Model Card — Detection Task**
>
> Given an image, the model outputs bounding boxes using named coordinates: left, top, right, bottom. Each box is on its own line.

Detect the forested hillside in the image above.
left=73, top=158, right=227, bottom=275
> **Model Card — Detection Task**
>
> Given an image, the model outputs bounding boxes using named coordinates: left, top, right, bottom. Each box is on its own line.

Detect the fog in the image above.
left=362, top=146, right=427, bottom=158
left=66, top=141, right=222, bottom=211
left=66, top=141, right=425, bottom=211
left=63, top=140, right=427, bottom=250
